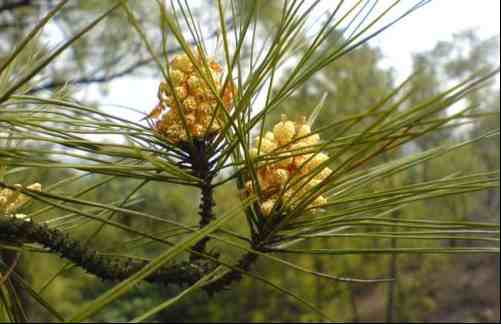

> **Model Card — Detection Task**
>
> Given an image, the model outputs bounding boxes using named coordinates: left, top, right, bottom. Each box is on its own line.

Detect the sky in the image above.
left=80, top=1, right=500, bottom=117
left=370, top=1, right=500, bottom=78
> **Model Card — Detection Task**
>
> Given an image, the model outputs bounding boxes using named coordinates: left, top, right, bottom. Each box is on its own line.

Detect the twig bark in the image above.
left=0, top=216, right=257, bottom=293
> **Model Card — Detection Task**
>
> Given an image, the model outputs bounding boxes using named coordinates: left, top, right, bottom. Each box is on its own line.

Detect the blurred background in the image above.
left=0, top=1, right=499, bottom=322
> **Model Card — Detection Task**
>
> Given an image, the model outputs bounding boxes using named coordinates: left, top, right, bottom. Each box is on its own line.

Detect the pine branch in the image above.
left=184, top=139, right=217, bottom=259
left=0, top=217, right=209, bottom=286
left=0, top=216, right=258, bottom=293
left=203, top=252, right=258, bottom=294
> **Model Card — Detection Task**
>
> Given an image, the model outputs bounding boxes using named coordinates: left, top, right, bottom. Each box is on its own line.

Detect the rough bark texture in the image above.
left=0, top=216, right=258, bottom=293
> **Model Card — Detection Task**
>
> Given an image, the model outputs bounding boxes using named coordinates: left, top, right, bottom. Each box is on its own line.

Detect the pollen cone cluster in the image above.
left=246, top=114, right=331, bottom=217
left=0, top=183, right=41, bottom=216
left=149, top=52, right=235, bottom=144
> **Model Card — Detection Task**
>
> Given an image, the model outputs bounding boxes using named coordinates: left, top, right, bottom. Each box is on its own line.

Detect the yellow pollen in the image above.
left=148, top=51, right=235, bottom=144
left=246, top=114, right=330, bottom=217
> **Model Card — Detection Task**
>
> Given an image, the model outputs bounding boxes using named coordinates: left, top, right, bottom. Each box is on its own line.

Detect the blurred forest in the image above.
left=0, top=1, right=499, bottom=322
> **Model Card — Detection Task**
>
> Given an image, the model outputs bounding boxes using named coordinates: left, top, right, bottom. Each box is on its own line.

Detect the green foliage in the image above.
left=0, top=1, right=499, bottom=322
